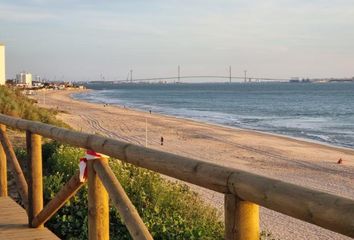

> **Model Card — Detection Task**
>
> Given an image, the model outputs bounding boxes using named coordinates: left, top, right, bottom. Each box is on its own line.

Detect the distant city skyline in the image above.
left=1, top=0, right=354, bottom=82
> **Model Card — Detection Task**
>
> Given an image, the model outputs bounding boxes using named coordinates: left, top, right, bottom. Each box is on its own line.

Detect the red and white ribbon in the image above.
left=79, top=150, right=109, bottom=182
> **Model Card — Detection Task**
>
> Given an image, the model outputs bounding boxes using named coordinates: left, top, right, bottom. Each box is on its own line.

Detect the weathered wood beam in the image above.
left=94, top=159, right=153, bottom=240
left=227, top=172, right=354, bottom=238
left=0, top=114, right=353, bottom=237
left=88, top=158, right=109, bottom=240
left=0, top=126, right=28, bottom=209
left=0, top=124, right=7, bottom=197
left=0, top=114, right=237, bottom=193
left=225, top=194, right=259, bottom=240
left=27, top=131, right=43, bottom=227
left=32, top=172, right=85, bottom=227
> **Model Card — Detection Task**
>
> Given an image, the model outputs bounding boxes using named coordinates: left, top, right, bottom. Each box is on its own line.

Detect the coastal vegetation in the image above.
left=2, top=85, right=224, bottom=239
left=0, top=86, right=67, bottom=127
left=4, top=86, right=277, bottom=239
left=16, top=142, right=224, bottom=239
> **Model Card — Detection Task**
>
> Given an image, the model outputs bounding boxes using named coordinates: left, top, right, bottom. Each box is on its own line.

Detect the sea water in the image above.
left=73, top=82, right=354, bottom=148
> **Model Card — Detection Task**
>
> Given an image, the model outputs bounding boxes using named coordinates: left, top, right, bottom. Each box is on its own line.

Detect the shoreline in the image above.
left=33, top=89, right=354, bottom=240
left=71, top=89, right=354, bottom=154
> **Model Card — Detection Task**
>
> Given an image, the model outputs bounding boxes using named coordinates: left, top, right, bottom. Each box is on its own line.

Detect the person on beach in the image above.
left=161, top=136, right=164, bottom=146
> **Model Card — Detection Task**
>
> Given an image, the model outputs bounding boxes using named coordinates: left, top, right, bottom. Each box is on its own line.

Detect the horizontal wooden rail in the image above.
left=228, top=172, right=354, bottom=237
left=0, top=114, right=353, bottom=238
left=0, top=114, right=231, bottom=193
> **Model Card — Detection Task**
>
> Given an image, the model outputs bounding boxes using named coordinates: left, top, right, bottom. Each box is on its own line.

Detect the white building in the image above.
left=0, top=44, right=5, bottom=85
left=16, top=72, right=32, bottom=86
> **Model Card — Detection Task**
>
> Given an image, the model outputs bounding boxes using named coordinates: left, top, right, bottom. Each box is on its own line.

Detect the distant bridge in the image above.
left=90, top=75, right=292, bottom=84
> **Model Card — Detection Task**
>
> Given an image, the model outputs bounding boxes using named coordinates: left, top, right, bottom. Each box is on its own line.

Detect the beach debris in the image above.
left=337, top=158, right=343, bottom=164
left=79, top=149, right=109, bottom=182
left=161, top=136, right=164, bottom=146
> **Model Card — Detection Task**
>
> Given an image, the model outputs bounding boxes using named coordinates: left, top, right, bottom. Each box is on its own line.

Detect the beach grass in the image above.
left=0, top=86, right=68, bottom=127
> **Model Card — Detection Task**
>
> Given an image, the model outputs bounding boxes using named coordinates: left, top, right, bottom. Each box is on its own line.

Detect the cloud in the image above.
left=0, top=3, right=58, bottom=22
left=1, top=0, right=354, bottom=79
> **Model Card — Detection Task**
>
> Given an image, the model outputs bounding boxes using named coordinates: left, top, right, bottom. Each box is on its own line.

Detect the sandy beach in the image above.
left=33, top=89, right=354, bottom=240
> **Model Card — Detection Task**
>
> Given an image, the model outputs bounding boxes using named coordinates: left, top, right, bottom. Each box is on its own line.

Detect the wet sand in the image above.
left=33, top=89, right=354, bottom=240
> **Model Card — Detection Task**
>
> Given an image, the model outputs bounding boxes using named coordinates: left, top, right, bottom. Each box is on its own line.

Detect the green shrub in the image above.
left=40, top=142, right=224, bottom=239
left=5, top=85, right=276, bottom=239
left=0, top=86, right=68, bottom=127
left=15, top=143, right=276, bottom=240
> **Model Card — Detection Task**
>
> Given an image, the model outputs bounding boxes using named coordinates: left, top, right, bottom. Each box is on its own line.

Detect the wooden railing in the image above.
left=0, top=113, right=353, bottom=239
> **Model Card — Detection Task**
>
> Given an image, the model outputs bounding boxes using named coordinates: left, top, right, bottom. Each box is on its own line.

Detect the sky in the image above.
left=1, top=0, right=354, bottom=82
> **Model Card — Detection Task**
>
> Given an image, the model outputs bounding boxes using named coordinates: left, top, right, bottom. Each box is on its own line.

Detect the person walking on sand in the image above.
left=160, top=136, right=164, bottom=146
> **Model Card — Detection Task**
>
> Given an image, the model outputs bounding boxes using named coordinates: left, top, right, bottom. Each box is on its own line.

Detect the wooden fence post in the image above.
left=0, top=124, right=7, bottom=197
left=94, top=159, right=153, bottom=240
left=27, top=131, right=43, bottom=227
left=88, top=158, right=109, bottom=240
left=225, top=194, right=259, bottom=240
